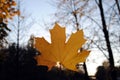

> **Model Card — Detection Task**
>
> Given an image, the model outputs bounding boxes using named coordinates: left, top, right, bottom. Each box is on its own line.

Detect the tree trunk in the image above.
left=98, top=0, right=116, bottom=80
left=98, top=0, right=114, bottom=68
left=115, top=0, right=120, bottom=15
left=83, top=62, right=90, bottom=80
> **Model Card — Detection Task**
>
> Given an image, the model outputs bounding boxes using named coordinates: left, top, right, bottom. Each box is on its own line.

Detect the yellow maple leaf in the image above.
left=34, top=23, right=90, bottom=71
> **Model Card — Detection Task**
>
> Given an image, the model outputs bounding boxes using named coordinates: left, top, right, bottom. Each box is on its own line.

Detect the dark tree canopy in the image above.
left=0, top=43, right=87, bottom=80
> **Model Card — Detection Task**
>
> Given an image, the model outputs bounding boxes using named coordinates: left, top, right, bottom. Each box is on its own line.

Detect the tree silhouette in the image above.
left=0, top=43, right=41, bottom=80
left=0, top=22, right=10, bottom=48
left=0, top=42, right=91, bottom=80
left=0, top=0, right=18, bottom=48
left=96, top=0, right=117, bottom=79
left=95, top=66, right=108, bottom=80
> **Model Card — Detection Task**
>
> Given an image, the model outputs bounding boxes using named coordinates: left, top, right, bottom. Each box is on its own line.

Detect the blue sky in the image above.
left=24, top=0, right=56, bottom=22
left=8, top=0, right=56, bottom=45
left=23, top=0, right=56, bottom=40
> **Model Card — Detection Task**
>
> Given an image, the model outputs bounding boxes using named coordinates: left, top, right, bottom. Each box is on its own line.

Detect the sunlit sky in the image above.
left=8, top=0, right=119, bottom=75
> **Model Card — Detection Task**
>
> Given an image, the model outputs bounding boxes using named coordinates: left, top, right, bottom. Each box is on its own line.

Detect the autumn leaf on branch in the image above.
left=0, top=0, right=19, bottom=23
left=34, top=23, right=90, bottom=71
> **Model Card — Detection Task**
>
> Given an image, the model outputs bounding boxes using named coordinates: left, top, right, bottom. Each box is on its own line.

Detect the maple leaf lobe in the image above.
left=34, top=23, right=90, bottom=71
